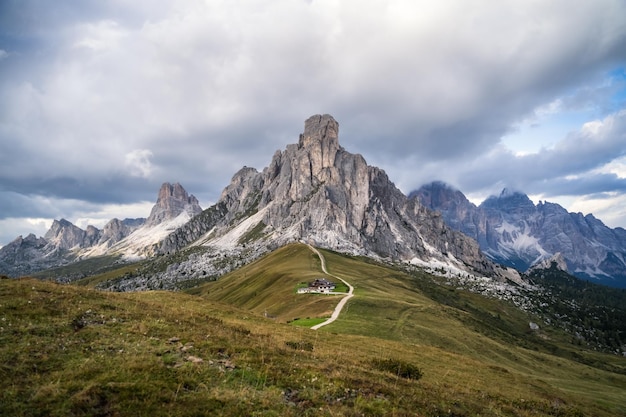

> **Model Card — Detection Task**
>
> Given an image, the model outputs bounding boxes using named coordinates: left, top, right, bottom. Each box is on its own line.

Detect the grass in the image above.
left=2, top=243, right=626, bottom=416
left=188, top=244, right=342, bottom=322
left=289, top=317, right=328, bottom=327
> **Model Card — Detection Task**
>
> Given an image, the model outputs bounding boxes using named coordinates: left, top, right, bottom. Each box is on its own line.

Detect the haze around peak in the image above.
left=1, top=1, right=625, bottom=245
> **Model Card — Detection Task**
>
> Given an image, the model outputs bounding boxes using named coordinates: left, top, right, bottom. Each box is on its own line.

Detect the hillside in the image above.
left=2, top=244, right=626, bottom=416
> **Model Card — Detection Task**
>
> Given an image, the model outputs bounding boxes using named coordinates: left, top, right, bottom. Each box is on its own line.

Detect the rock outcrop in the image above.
left=44, top=219, right=96, bottom=251
left=0, top=234, right=55, bottom=276
left=146, top=183, right=202, bottom=226
left=97, top=218, right=146, bottom=248
left=528, top=253, right=568, bottom=273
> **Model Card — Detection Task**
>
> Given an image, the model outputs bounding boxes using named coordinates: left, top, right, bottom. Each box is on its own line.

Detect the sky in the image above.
left=1, top=0, right=626, bottom=246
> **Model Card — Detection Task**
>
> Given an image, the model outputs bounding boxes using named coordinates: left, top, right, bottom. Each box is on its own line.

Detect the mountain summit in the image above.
left=146, top=182, right=202, bottom=226
left=2, top=117, right=515, bottom=287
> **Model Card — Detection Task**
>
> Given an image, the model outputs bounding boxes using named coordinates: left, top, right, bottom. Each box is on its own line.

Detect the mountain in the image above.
left=0, top=182, right=201, bottom=277
left=148, top=114, right=514, bottom=290
left=3, top=116, right=516, bottom=287
left=412, top=181, right=626, bottom=288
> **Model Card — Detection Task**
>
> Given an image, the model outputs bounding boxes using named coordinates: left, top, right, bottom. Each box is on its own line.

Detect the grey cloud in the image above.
left=1, top=0, right=626, bottom=245
left=442, top=111, right=626, bottom=198
left=533, top=174, right=626, bottom=197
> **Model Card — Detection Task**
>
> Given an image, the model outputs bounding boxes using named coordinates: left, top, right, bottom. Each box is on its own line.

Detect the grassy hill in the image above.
left=2, top=243, right=626, bottom=416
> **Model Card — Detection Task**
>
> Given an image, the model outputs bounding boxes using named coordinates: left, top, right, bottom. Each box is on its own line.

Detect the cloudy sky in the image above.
left=1, top=0, right=626, bottom=246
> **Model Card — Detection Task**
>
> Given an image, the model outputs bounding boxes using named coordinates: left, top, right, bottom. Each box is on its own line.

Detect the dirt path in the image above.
left=306, top=245, right=354, bottom=330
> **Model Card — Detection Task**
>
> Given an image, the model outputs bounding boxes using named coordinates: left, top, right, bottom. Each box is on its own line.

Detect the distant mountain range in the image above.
left=0, top=182, right=202, bottom=276
left=411, top=181, right=626, bottom=288
left=3, top=114, right=625, bottom=290
left=1, top=115, right=517, bottom=288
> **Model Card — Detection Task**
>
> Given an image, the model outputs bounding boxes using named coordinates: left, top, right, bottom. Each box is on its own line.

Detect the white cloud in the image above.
left=0, top=218, right=52, bottom=245
left=125, top=149, right=154, bottom=178
left=72, top=20, right=128, bottom=51
left=598, top=156, right=626, bottom=179
left=569, top=193, right=626, bottom=229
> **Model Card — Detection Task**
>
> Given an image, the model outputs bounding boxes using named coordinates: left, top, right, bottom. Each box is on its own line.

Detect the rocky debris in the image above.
left=215, top=358, right=235, bottom=370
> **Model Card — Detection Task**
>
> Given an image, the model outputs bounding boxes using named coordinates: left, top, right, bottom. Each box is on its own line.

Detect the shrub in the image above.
left=285, top=340, right=314, bottom=351
left=372, top=358, right=423, bottom=380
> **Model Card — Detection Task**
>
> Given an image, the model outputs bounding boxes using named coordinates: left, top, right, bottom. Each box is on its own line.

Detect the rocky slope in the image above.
left=412, top=181, right=626, bottom=288
left=0, top=182, right=201, bottom=276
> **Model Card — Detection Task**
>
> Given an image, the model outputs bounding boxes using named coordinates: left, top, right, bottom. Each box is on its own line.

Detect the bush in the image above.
left=285, top=340, right=314, bottom=351
left=372, top=358, right=423, bottom=380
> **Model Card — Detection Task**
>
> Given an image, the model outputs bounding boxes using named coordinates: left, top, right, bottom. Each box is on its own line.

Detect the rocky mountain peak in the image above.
left=412, top=181, right=626, bottom=287
left=480, top=188, right=534, bottom=211
left=410, top=181, right=474, bottom=212
left=160, top=182, right=183, bottom=200
left=297, top=114, right=341, bottom=173
left=146, top=182, right=202, bottom=226
left=529, top=252, right=568, bottom=273
left=299, top=114, right=339, bottom=150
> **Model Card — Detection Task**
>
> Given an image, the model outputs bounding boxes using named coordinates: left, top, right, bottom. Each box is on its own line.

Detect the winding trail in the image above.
left=306, top=244, right=354, bottom=330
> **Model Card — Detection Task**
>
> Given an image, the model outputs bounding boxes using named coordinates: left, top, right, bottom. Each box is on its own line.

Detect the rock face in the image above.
left=1, top=117, right=512, bottom=284
left=97, top=218, right=146, bottom=248
left=412, top=181, right=626, bottom=288
left=45, top=219, right=97, bottom=251
left=161, top=114, right=502, bottom=279
left=0, top=234, right=54, bottom=276
left=146, top=183, right=202, bottom=226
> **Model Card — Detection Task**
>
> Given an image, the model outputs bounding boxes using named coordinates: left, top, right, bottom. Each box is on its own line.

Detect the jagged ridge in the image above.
left=412, top=181, right=626, bottom=288
left=0, top=182, right=201, bottom=277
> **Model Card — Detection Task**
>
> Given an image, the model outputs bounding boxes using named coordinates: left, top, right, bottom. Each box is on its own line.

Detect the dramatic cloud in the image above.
left=1, top=0, right=625, bottom=245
